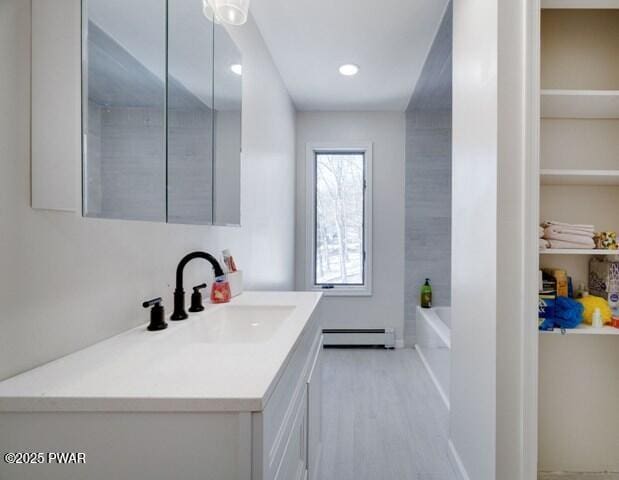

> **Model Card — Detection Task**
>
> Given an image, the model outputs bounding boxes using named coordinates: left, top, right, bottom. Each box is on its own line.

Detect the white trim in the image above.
left=448, top=439, right=472, bottom=480
left=523, top=0, right=540, bottom=479
left=304, top=142, right=373, bottom=297
left=238, top=412, right=252, bottom=480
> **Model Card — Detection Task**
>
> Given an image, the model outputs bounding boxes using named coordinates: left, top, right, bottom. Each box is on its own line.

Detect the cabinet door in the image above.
left=82, top=0, right=167, bottom=222
left=212, top=24, right=242, bottom=226
left=167, top=0, right=215, bottom=225
left=273, top=389, right=307, bottom=480
left=306, top=336, right=323, bottom=480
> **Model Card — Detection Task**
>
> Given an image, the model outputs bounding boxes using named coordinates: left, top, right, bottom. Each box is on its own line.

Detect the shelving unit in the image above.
left=540, top=324, right=619, bottom=335
left=542, top=0, right=619, bottom=7
left=541, top=90, right=619, bottom=119
left=540, top=248, right=619, bottom=255
left=537, top=7, right=619, bottom=476
left=540, top=169, right=619, bottom=186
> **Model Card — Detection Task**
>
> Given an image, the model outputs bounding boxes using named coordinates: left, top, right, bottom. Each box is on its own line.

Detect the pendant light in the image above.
left=202, top=0, right=219, bottom=23
left=214, top=0, right=250, bottom=26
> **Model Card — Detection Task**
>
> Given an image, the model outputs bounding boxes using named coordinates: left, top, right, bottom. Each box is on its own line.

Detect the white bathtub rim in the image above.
left=416, top=305, right=451, bottom=349
left=433, top=306, right=451, bottom=328
left=414, top=344, right=450, bottom=410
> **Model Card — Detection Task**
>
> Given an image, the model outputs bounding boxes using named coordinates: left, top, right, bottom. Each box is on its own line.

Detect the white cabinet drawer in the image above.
left=273, top=388, right=307, bottom=480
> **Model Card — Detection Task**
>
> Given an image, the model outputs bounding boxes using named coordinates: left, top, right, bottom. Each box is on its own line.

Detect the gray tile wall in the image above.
left=92, top=103, right=214, bottom=224
left=167, top=107, right=213, bottom=225
left=404, top=2, right=452, bottom=346
left=85, top=101, right=103, bottom=215
left=98, top=105, right=167, bottom=222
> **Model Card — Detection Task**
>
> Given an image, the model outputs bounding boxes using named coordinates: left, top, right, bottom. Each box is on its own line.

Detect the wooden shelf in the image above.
left=541, top=90, right=619, bottom=119
left=542, top=0, right=619, bottom=7
left=540, top=249, right=619, bottom=255
left=540, top=325, right=619, bottom=335
left=541, top=169, right=619, bottom=186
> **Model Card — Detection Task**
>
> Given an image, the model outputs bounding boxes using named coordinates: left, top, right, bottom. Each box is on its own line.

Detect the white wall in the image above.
left=0, top=0, right=296, bottom=381
left=450, top=0, right=530, bottom=479
left=451, top=1, right=499, bottom=476
left=538, top=336, right=619, bottom=473
left=495, top=0, right=529, bottom=478
left=294, top=112, right=406, bottom=344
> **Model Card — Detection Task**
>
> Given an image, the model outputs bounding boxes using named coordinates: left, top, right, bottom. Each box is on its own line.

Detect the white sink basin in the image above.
left=184, top=305, right=295, bottom=344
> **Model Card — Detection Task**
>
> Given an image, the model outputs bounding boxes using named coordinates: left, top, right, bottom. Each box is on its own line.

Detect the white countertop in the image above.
left=0, top=292, right=322, bottom=413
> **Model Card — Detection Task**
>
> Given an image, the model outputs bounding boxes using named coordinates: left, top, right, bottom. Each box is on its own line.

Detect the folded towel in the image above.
left=547, top=235, right=596, bottom=247
left=542, top=221, right=595, bottom=232
left=544, top=231, right=596, bottom=245
left=544, top=226, right=594, bottom=239
left=548, top=239, right=595, bottom=249
left=539, top=238, right=549, bottom=250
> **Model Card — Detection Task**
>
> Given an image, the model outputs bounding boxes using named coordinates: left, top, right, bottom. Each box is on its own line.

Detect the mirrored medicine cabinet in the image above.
left=81, top=0, right=242, bottom=226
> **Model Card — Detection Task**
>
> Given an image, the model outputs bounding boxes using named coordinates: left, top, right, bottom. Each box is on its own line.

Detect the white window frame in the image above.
left=305, top=142, right=373, bottom=297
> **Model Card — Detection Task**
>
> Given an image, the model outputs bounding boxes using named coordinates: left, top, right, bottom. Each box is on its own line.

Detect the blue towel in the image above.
left=539, top=296, right=584, bottom=330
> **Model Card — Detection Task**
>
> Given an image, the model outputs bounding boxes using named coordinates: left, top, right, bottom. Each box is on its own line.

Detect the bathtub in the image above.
left=415, top=306, right=451, bottom=409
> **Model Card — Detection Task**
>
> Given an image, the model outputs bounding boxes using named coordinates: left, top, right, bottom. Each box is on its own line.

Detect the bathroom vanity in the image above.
left=0, top=292, right=323, bottom=480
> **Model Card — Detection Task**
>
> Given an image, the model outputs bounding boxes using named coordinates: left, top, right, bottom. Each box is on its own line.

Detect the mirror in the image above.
left=83, top=0, right=167, bottom=222
left=82, top=0, right=242, bottom=225
left=213, top=24, right=242, bottom=226
left=167, top=0, right=215, bottom=225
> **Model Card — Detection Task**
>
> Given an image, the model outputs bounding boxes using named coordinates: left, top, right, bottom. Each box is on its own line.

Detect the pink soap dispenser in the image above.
left=211, top=276, right=231, bottom=304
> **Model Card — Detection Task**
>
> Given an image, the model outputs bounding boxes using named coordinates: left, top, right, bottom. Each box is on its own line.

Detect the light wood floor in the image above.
left=318, top=348, right=457, bottom=480
left=539, top=475, right=619, bottom=480
left=317, top=348, right=619, bottom=480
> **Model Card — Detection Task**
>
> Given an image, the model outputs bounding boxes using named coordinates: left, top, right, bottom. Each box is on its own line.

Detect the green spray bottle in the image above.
left=420, top=278, right=432, bottom=309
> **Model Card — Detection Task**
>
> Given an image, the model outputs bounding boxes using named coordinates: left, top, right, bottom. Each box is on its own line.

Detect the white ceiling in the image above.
left=250, top=0, right=450, bottom=111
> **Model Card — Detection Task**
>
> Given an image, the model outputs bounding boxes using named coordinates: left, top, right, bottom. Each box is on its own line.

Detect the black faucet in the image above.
left=170, top=251, right=225, bottom=321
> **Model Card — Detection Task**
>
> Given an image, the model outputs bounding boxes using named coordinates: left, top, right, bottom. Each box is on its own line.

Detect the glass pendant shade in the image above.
left=202, top=0, right=219, bottom=23
left=214, top=0, right=250, bottom=26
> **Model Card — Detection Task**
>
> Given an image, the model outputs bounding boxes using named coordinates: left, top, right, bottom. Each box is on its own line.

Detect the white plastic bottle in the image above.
left=592, top=307, right=603, bottom=329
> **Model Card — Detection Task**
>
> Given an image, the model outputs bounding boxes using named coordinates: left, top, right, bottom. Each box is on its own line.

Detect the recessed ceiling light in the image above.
left=230, top=64, right=242, bottom=76
left=339, top=64, right=359, bottom=76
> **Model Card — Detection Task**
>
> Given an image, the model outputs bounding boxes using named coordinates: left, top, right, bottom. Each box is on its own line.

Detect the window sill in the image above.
left=309, top=287, right=372, bottom=297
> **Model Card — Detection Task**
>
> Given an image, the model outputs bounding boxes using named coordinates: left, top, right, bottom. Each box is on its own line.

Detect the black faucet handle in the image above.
left=143, top=298, right=167, bottom=331
left=142, top=297, right=163, bottom=309
left=189, top=283, right=207, bottom=313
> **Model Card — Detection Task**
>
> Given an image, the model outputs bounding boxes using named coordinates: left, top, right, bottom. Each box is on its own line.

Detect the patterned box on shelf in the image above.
left=589, top=257, right=619, bottom=304
left=227, top=271, right=243, bottom=297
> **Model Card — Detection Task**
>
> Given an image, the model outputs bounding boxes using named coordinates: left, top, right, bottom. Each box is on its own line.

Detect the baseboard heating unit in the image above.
left=322, top=329, right=396, bottom=349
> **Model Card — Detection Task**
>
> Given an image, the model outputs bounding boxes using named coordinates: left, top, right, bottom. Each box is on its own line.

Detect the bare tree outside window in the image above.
left=314, top=152, right=365, bottom=286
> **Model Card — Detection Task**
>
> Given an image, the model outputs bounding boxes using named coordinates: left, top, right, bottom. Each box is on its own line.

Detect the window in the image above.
left=306, top=143, right=372, bottom=296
